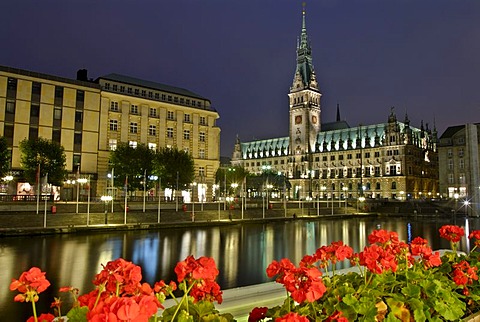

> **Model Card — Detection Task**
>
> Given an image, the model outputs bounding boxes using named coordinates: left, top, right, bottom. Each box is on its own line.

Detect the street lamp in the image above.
left=213, top=184, right=220, bottom=221
left=321, top=185, right=327, bottom=209
left=342, top=186, right=348, bottom=213
left=76, top=178, right=88, bottom=214
left=454, top=193, right=459, bottom=217
left=266, top=184, right=273, bottom=210
left=464, top=200, right=470, bottom=217
left=101, top=195, right=113, bottom=225
left=191, top=181, right=197, bottom=222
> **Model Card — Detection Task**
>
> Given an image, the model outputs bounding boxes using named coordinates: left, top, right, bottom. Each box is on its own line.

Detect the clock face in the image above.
left=312, top=115, right=317, bottom=124
left=295, top=115, right=302, bottom=124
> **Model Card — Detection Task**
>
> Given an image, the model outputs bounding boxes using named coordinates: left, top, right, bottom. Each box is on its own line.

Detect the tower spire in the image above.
left=291, top=2, right=317, bottom=90
left=336, top=103, right=341, bottom=122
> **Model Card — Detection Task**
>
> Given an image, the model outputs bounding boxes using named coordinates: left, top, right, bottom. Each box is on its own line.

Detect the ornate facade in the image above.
left=231, top=8, right=439, bottom=201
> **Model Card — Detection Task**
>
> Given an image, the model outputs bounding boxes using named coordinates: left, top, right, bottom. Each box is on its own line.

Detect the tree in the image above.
left=154, top=147, right=194, bottom=190
left=215, top=165, right=249, bottom=193
left=109, top=142, right=155, bottom=192
left=0, top=136, right=10, bottom=179
left=19, top=138, right=67, bottom=186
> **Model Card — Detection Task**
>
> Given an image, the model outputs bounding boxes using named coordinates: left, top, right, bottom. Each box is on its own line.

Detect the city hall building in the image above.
left=231, top=8, right=439, bottom=201
left=0, top=66, right=220, bottom=200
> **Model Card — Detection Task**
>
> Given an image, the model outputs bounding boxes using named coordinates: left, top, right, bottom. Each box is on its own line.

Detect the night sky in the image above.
left=1, top=0, right=479, bottom=157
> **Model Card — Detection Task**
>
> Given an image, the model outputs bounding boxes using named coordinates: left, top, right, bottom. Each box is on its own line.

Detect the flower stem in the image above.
left=93, top=283, right=106, bottom=309
left=170, top=280, right=196, bottom=321
left=31, top=299, right=38, bottom=322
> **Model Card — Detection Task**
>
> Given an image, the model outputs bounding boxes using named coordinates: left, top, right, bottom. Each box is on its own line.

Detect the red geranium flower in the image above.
left=27, top=313, right=55, bottom=322
left=439, top=225, right=464, bottom=243
left=249, top=307, right=268, bottom=322
left=469, top=230, right=480, bottom=247
left=10, top=267, right=51, bottom=303
left=275, top=312, right=309, bottom=322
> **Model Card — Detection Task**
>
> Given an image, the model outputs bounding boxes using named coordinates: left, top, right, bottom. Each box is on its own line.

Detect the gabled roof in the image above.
left=97, top=73, right=209, bottom=101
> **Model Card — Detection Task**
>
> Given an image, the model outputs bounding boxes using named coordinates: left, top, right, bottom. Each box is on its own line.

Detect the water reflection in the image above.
left=2, top=216, right=479, bottom=320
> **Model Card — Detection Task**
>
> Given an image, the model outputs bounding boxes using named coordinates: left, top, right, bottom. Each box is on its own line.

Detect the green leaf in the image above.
left=342, top=293, right=358, bottom=306
left=66, top=306, right=88, bottom=322
left=401, top=284, right=421, bottom=298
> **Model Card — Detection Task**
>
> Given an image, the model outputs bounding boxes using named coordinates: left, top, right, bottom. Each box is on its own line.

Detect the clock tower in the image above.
left=288, top=5, right=321, bottom=178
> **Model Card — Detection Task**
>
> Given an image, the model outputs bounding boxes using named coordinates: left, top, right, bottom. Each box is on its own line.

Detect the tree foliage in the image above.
left=19, top=138, right=67, bottom=186
left=154, top=147, right=195, bottom=190
left=109, top=145, right=195, bottom=193
left=0, top=136, right=10, bottom=179
left=215, top=165, right=249, bottom=191
left=109, top=142, right=155, bottom=191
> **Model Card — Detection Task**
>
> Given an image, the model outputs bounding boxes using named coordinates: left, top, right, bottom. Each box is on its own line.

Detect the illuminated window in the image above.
left=109, top=139, right=117, bottom=150
left=129, top=141, right=137, bottom=148
left=109, top=119, right=118, bottom=131
left=130, top=122, right=138, bottom=134
left=199, top=149, right=205, bottom=159
left=148, top=143, right=156, bottom=150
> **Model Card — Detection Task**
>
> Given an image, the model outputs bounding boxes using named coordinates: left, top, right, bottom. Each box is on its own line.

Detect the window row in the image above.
left=108, top=139, right=206, bottom=159
left=110, top=102, right=208, bottom=125
left=104, top=82, right=204, bottom=108
left=447, top=148, right=464, bottom=158
left=109, top=120, right=206, bottom=141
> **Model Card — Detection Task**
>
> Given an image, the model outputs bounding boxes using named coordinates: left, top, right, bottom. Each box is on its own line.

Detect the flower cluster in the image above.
left=11, top=256, right=232, bottom=322
left=250, top=225, right=480, bottom=321
left=11, top=225, right=480, bottom=322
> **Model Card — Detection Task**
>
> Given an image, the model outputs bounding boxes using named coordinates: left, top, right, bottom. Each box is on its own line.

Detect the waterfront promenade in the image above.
left=0, top=199, right=365, bottom=236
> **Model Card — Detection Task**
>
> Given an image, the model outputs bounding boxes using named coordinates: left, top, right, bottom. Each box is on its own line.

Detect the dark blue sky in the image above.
left=1, top=0, right=479, bottom=157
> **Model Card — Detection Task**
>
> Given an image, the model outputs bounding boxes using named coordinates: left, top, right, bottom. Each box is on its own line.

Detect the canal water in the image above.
left=1, top=215, right=477, bottom=320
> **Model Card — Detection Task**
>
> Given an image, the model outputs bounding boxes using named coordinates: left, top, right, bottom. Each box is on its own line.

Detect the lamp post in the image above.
left=191, top=181, right=197, bottom=222
left=76, top=178, right=87, bottom=214
left=464, top=200, right=470, bottom=217
left=358, top=196, right=366, bottom=213
left=101, top=195, right=112, bottom=225
left=86, top=175, right=91, bottom=225
left=142, top=169, right=147, bottom=213
left=213, top=184, right=220, bottom=221
left=321, top=185, right=327, bottom=211
left=343, top=186, right=348, bottom=214
left=266, top=184, right=273, bottom=210
left=231, top=182, right=238, bottom=215
left=454, top=193, right=459, bottom=217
